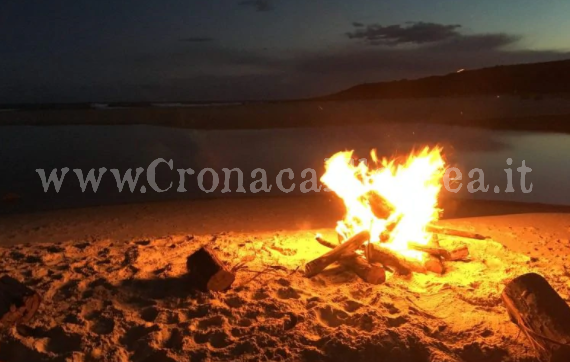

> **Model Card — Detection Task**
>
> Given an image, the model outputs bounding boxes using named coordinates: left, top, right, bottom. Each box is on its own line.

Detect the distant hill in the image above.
left=322, top=59, right=570, bottom=100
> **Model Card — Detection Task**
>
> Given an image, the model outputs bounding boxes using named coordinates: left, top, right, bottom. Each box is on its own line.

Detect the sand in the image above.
left=0, top=196, right=569, bottom=362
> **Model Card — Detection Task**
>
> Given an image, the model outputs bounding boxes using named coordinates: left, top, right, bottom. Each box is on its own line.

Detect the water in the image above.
left=0, top=123, right=569, bottom=214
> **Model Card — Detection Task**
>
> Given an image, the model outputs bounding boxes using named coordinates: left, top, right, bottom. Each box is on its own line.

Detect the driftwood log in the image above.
left=502, top=273, right=570, bottom=361
left=314, top=235, right=385, bottom=284
left=186, top=247, right=235, bottom=292
left=423, top=255, right=445, bottom=274
left=366, top=243, right=426, bottom=275
left=339, top=255, right=386, bottom=284
left=305, top=230, right=370, bottom=278
left=0, top=275, right=41, bottom=327
left=408, top=242, right=470, bottom=261
left=426, top=225, right=487, bottom=240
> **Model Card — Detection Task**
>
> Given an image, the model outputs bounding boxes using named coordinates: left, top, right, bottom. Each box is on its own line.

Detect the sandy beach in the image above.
left=1, top=196, right=569, bottom=361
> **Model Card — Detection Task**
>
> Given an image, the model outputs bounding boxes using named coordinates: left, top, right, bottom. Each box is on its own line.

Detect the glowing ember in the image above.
left=321, top=146, right=446, bottom=261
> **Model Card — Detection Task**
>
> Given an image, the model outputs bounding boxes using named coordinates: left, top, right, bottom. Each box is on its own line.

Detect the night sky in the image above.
left=1, top=0, right=569, bottom=103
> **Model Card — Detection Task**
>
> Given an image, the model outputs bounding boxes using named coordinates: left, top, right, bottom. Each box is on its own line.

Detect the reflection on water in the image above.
left=0, top=123, right=569, bottom=214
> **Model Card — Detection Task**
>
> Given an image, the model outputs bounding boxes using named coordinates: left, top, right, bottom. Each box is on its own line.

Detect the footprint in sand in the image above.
left=342, top=299, right=363, bottom=313
left=44, top=327, right=83, bottom=354
left=186, top=304, right=209, bottom=319
left=236, top=318, right=253, bottom=327
left=72, top=241, right=91, bottom=250
left=252, top=288, right=270, bottom=300
left=230, top=340, right=260, bottom=358
left=13, top=326, right=83, bottom=356
left=386, top=315, right=408, bottom=328
left=192, top=331, right=209, bottom=344
left=224, top=295, right=246, bottom=308
left=120, top=324, right=161, bottom=351
left=153, top=308, right=183, bottom=324
left=276, top=286, right=301, bottom=299
left=274, top=278, right=291, bottom=287
left=283, top=312, right=298, bottom=330
left=316, top=305, right=350, bottom=328
left=63, top=312, right=84, bottom=325
left=53, top=279, right=80, bottom=301
left=45, top=245, right=65, bottom=253
left=381, top=301, right=401, bottom=314
left=8, top=251, right=26, bottom=261
left=140, top=306, right=160, bottom=322
left=0, top=335, right=48, bottom=361
left=89, top=316, right=115, bottom=335
left=197, top=315, right=225, bottom=330
left=208, top=331, right=233, bottom=349
left=163, top=328, right=185, bottom=350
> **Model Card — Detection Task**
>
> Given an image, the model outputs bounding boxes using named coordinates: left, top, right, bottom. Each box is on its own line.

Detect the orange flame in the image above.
left=321, top=146, right=446, bottom=260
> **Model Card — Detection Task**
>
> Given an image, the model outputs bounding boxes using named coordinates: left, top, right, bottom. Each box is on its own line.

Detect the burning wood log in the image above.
left=423, top=255, right=445, bottom=274
left=186, top=247, right=235, bottom=292
left=447, top=245, right=470, bottom=261
left=426, top=225, right=487, bottom=240
left=418, top=236, right=445, bottom=274
left=502, top=273, right=570, bottom=362
left=0, top=275, right=42, bottom=327
left=367, top=191, right=393, bottom=220
left=305, top=230, right=370, bottom=278
left=408, top=242, right=470, bottom=261
left=366, top=243, right=426, bottom=275
left=339, top=255, right=386, bottom=284
left=379, top=215, right=402, bottom=243
left=315, top=234, right=338, bottom=249
left=314, top=235, right=385, bottom=284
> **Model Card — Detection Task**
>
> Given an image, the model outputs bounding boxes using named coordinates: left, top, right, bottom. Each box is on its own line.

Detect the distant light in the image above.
left=456, top=68, right=465, bottom=73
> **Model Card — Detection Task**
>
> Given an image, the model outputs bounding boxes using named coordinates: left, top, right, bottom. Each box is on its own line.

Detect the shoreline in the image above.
left=1, top=98, right=570, bottom=134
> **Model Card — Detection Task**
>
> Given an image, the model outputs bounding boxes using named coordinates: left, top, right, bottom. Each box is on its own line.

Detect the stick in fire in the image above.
left=426, top=225, right=488, bottom=240
left=366, top=243, right=426, bottom=275
left=317, top=233, right=467, bottom=276
left=316, top=233, right=428, bottom=276
left=315, top=235, right=386, bottom=284
left=408, top=242, right=470, bottom=261
left=305, top=231, right=370, bottom=278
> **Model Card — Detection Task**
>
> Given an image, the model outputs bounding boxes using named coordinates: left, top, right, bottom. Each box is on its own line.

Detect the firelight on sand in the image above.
left=321, top=146, right=446, bottom=261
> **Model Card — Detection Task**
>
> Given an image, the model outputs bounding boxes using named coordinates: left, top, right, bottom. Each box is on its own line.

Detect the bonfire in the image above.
left=305, top=146, right=479, bottom=283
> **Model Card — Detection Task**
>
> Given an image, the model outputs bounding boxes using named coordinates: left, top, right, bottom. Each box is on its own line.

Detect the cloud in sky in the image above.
left=178, top=37, right=215, bottom=43
left=238, top=0, right=274, bottom=12
left=432, top=33, right=520, bottom=51
left=298, top=29, right=559, bottom=76
left=346, top=22, right=462, bottom=46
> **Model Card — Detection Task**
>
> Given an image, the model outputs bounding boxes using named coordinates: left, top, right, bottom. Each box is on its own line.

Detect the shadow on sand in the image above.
left=119, top=274, right=203, bottom=300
